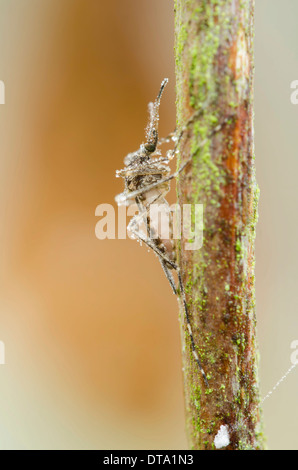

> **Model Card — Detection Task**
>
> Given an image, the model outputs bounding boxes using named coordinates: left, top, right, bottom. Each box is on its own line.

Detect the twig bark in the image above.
left=174, top=0, right=264, bottom=450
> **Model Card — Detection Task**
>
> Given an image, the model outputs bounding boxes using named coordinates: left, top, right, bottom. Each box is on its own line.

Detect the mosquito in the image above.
left=115, top=79, right=232, bottom=387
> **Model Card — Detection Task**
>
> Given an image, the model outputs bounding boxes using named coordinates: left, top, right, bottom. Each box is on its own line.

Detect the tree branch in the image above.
left=174, top=0, right=264, bottom=450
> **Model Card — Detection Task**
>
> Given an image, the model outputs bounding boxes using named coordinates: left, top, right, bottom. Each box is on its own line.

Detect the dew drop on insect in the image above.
left=115, top=193, right=129, bottom=207
left=167, top=150, right=174, bottom=160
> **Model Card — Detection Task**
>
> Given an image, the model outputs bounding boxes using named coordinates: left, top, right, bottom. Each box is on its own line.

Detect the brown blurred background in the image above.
left=0, top=0, right=297, bottom=450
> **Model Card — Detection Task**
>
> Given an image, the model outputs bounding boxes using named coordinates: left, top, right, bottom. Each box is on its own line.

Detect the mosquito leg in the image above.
left=130, top=213, right=208, bottom=386
left=130, top=225, right=178, bottom=295
left=131, top=225, right=209, bottom=386
left=127, top=211, right=148, bottom=242
left=177, top=270, right=209, bottom=387
left=130, top=226, right=178, bottom=270
left=138, top=195, right=208, bottom=385
left=135, top=195, right=177, bottom=296
left=157, top=108, right=206, bottom=150
left=159, top=259, right=177, bottom=295
left=157, top=131, right=176, bottom=147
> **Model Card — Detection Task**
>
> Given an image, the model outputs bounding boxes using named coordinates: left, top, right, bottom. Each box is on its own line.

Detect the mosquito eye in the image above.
left=145, top=143, right=156, bottom=152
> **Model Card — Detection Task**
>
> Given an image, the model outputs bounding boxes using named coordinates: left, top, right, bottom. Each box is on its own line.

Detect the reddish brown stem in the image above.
left=175, top=0, right=264, bottom=450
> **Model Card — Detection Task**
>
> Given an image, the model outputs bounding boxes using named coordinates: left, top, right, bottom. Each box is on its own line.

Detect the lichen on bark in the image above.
left=174, top=0, right=264, bottom=450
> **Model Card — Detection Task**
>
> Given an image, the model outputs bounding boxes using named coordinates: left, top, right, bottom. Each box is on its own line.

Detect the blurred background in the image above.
left=0, top=0, right=297, bottom=450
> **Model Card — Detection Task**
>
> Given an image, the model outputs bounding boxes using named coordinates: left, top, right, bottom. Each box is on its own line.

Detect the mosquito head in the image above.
left=144, top=145, right=155, bottom=152
left=144, top=129, right=157, bottom=154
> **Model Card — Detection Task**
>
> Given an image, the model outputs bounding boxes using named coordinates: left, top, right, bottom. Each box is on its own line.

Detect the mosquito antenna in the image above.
left=156, top=77, right=168, bottom=102
left=145, top=78, right=168, bottom=154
